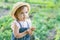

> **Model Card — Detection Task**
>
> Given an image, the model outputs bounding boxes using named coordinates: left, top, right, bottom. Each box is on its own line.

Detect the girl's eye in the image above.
left=26, top=12, right=27, bottom=13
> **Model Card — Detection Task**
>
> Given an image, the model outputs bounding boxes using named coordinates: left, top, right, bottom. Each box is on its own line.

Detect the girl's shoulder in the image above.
left=11, top=20, right=20, bottom=25
left=11, top=20, right=17, bottom=26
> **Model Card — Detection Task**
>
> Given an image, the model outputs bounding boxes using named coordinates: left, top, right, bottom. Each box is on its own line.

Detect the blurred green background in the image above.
left=0, top=0, right=60, bottom=40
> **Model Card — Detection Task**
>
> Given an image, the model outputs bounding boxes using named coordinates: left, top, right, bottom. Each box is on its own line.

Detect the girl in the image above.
left=11, top=2, right=35, bottom=40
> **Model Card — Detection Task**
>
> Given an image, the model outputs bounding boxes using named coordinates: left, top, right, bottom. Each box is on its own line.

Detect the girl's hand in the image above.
left=26, top=29, right=33, bottom=35
left=30, top=27, right=35, bottom=31
left=26, top=27, right=36, bottom=35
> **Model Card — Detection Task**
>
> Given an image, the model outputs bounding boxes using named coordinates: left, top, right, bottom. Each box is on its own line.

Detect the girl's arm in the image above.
left=11, top=21, right=33, bottom=38
left=14, top=23, right=27, bottom=38
left=11, top=22, right=28, bottom=38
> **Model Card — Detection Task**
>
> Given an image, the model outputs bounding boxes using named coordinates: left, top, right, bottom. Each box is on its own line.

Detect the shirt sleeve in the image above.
left=11, top=22, right=14, bottom=31
left=11, top=20, right=20, bottom=31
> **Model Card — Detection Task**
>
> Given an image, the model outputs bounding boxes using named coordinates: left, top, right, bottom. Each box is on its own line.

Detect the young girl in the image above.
left=11, top=2, right=35, bottom=40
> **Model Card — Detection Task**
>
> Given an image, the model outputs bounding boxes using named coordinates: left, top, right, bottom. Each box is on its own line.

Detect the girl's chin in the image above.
left=20, top=19, right=25, bottom=21
left=18, top=17, right=26, bottom=21
left=22, top=19, right=25, bottom=21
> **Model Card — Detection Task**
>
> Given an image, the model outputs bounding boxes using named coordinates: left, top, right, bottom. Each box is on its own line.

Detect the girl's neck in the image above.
left=17, top=19, right=26, bottom=22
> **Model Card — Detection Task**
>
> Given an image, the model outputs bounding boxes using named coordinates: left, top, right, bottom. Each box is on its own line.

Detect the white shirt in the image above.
left=11, top=19, right=32, bottom=31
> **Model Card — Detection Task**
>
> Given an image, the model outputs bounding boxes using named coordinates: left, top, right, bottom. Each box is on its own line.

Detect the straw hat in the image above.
left=11, top=2, right=30, bottom=19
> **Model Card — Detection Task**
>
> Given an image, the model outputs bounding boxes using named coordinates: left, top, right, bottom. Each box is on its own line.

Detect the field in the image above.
left=0, top=0, right=60, bottom=40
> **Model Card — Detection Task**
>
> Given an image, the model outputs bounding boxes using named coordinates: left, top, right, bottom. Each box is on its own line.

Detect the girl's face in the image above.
left=17, top=7, right=29, bottom=21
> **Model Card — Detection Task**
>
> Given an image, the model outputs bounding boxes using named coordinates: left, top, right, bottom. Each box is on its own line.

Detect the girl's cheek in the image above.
left=18, top=15, right=22, bottom=19
left=21, top=14, right=24, bottom=18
